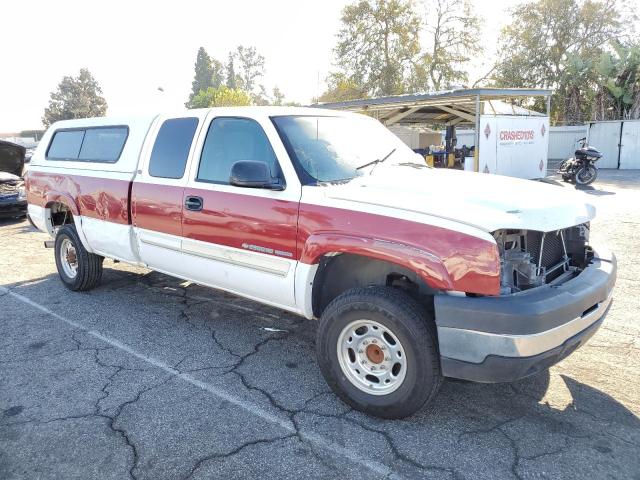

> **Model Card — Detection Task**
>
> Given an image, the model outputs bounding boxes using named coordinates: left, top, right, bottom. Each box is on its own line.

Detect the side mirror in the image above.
left=229, top=161, right=284, bottom=190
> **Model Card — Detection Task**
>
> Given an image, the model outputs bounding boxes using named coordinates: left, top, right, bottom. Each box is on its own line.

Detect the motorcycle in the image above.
left=558, top=137, right=601, bottom=186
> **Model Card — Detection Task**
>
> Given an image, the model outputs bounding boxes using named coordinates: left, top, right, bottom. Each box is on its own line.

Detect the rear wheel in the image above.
left=575, top=165, right=597, bottom=186
left=316, top=286, right=442, bottom=419
left=54, top=224, right=103, bottom=291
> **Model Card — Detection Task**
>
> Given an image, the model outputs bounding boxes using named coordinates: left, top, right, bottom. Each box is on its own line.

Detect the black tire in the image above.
left=575, top=165, right=597, bottom=186
left=316, top=286, right=442, bottom=419
left=54, top=224, right=103, bottom=291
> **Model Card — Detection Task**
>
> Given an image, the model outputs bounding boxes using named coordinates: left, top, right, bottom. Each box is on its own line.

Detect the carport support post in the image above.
left=545, top=94, right=551, bottom=117
left=474, top=94, right=481, bottom=172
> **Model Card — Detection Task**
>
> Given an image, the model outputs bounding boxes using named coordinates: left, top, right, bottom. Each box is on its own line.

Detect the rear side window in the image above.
left=79, top=128, right=128, bottom=161
left=47, top=131, right=85, bottom=160
left=46, top=127, right=128, bottom=163
left=149, top=118, right=199, bottom=179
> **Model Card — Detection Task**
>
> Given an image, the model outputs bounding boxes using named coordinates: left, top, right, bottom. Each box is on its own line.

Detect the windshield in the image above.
left=272, top=115, right=420, bottom=184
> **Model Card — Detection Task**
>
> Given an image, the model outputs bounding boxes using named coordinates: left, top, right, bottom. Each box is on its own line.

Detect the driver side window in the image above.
left=197, top=117, right=281, bottom=185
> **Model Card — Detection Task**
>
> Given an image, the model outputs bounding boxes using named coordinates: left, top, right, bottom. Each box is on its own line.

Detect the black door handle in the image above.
left=184, top=196, right=203, bottom=211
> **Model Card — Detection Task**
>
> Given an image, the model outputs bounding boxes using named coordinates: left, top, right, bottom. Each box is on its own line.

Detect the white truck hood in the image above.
left=322, top=164, right=595, bottom=233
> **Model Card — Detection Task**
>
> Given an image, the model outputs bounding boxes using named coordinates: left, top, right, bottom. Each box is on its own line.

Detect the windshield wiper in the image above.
left=355, top=148, right=396, bottom=171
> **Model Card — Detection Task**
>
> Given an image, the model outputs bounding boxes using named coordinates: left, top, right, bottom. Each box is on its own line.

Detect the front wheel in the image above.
left=575, top=165, right=597, bottom=186
left=54, top=224, right=104, bottom=291
left=316, top=286, right=442, bottom=419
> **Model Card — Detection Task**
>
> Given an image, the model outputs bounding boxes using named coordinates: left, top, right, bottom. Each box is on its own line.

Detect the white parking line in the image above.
left=0, top=286, right=393, bottom=478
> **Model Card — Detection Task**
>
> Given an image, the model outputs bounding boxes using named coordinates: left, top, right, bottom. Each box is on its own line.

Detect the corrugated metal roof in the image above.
left=314, top=87, right=551, bottom=126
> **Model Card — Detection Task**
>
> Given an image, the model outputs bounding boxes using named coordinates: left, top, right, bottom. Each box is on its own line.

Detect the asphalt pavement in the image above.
left=1, top=170, right=638, bottom=479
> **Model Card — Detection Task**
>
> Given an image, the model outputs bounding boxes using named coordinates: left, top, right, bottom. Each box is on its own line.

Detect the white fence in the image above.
left=588, top=120, right=640, bottom=169
left=548, top=126, right=588, bottom=160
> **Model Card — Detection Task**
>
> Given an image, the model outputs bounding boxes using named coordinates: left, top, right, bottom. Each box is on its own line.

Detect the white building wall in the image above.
left=451, top=126, right=588, bottom=160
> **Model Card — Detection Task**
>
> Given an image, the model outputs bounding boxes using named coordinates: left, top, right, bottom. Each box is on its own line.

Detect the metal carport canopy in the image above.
left=314, top=88, right=552, bottom=126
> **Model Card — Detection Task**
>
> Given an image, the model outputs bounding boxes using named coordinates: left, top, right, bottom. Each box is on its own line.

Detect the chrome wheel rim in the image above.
left=337, top=319, right=407, bottom=395
left=60, top=238, right=78, bottom=279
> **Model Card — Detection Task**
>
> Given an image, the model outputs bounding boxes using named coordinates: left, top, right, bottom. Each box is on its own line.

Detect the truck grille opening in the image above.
left=494, top=224, right=591, bottom=294
left=526, top=231, right=566, bottom=282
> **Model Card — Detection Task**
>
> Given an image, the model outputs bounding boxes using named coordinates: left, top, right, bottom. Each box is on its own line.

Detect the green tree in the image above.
left=317, top=73, right=369, bottom=103
left=234, top=46, right=265, bottom=93
left=267, top=86, right=300, bottom=106
left=189, top=86, right=252, bottom=108
left=190, top=47, right=213, bottom=98
left=186, top=47, right=226, bottom=107
left=493, top=0, right=624, bottom=123
left=271, top=86, right=285, bottom=105
left=226, top=53, right=238, bottom=89
left=561, top=53, right=597, bottom=124
left=211, top=59, right=225, bottom=90
left=333, top=0, right=421, bottom=96
left=593, top=41, right=640, bottom=120
left=42, top=69, right=107, bottom=127
left=411, top=0, right=482, bottom=91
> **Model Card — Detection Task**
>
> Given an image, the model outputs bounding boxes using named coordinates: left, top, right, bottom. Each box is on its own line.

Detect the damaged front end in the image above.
left=0, top=140, right=27, bottom=218
left=494, top=224, right=593, bottom=295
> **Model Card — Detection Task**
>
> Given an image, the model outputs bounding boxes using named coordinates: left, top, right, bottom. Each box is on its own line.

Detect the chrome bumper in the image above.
left=434, top=245, right=616, bottom=382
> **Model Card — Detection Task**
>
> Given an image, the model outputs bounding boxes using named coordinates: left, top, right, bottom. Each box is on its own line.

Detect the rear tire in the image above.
left=54, top=224, right=103, bottom=291
left=316, top=286, right=442, bottom=419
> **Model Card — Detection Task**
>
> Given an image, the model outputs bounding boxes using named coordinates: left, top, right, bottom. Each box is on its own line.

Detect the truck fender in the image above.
left=299, top=232, right=455, bottom=291
left=44, top=193, right=94, bottom=253
left=44, top=192, right=80, bottom=216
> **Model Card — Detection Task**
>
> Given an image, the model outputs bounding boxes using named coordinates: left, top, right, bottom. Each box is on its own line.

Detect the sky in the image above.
left=0, top=0, right=512, bottom=132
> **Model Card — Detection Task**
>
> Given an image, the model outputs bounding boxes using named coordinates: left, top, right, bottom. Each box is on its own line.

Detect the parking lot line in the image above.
left=0, top=285, right=393, bottom=478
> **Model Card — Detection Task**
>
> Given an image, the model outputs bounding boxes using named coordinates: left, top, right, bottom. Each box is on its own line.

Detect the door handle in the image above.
left=184, top=196, right=203, bottom=211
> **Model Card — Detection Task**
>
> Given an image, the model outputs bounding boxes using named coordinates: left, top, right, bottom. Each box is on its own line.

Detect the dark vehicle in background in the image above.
left=0, top=140, right=27, bottom=218
left=558, top=137, right=601, bottom=186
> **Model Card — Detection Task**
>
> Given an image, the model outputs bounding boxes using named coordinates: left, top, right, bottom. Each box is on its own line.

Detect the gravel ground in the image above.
left=0, top=170, right=638, bottom=480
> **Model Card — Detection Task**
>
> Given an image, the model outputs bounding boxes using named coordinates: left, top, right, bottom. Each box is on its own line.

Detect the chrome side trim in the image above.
left=437, top=293, right=612, bottom=364
left=136, top=228, right=292, bottom=277
left=182, top=237, right=291, bottom=277
left=182, top=247, right=289, bottom=277
left=139, top=236, right=180, bottom=252
left=138, top=228, right=182, bottom=252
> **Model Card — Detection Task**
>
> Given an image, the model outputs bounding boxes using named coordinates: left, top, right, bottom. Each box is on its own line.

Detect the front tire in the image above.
left=54, top=224, right=103, bottom=291
left=316, top=286, right=442, bottom=419
left=575, top=165, right=597, bottom=186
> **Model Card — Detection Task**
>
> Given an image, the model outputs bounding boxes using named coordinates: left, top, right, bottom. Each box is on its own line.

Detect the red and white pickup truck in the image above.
left=25, top=107, right=616, bottom=418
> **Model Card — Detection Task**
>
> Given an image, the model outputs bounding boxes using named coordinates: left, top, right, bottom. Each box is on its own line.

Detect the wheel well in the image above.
left=46, top=202, right=74, bottom=233
left=312, top=253, right=437, bottom=318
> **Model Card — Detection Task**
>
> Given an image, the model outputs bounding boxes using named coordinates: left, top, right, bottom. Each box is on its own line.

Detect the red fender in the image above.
left=44, top=192, right=80, bottom=216
left=300, top=232, right=455, bottom=291
left=300, top=232, right=500, bottom=296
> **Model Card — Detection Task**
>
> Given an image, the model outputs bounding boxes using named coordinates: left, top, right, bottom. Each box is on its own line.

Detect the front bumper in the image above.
left=434, top=245, right=616, bottom=383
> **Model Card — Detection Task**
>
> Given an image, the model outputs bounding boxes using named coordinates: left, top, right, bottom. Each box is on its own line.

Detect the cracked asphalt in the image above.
left=1, top=169, right=639, bottom=480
